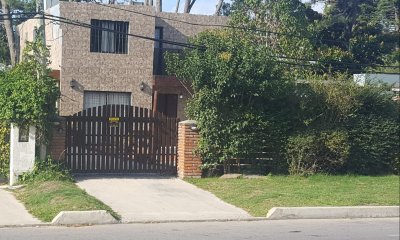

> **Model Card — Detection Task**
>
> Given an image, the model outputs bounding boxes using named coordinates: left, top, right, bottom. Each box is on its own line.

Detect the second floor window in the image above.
left=90, top=19, right=129, bottom=54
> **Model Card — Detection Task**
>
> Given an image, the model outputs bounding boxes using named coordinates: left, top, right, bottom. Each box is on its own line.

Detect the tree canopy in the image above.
left=0, top=35, right=59, bottom=142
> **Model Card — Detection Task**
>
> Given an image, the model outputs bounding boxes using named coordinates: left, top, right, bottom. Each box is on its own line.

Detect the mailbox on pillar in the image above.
left=9, top=124, right=36, bottom=186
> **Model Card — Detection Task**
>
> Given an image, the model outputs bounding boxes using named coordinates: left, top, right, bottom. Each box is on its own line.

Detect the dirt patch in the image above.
left=36, top=181, right=63, bottom=193
left=50, top=195, right=66, bottom=204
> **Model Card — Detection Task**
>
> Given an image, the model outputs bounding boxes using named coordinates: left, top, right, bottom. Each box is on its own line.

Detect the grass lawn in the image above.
left=14, top=180, right=120, bottom=222
left=186, top=175, right=400, bottom=217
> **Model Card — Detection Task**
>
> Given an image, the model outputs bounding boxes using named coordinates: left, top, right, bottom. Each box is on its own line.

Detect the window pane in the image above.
left=84, top=92, right=107, bottom=109
left=90, top=19, right=128, bottom=54
left=101, top=21, right=115, bottom=53
left=90, top=20, right=101, bottom=52
left=154, top=27, right=162, bottom=49
left=107, top=92, right=131, bottom=106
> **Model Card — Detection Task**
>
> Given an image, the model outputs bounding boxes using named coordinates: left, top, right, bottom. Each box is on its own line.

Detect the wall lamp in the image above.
left=139, top=82, right=145, bottom=91
left=70, top=79, right=77, bottom=89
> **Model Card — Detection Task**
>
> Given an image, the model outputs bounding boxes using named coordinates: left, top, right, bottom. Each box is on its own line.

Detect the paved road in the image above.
left=75, top=175, right=250, bottom=222
left=1, top=218, right=399, bottom=240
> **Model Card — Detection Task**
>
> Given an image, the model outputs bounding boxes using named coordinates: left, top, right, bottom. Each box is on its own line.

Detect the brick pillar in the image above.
left=48, top=118, right=66, bottom=162
left=177, top=120, right=202, bottom=178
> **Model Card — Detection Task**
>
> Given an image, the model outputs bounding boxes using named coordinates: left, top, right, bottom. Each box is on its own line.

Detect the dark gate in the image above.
left=65, top=105, right=178, bottom=174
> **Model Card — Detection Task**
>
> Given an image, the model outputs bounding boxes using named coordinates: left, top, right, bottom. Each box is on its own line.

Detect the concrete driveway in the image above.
left=75, top=175, right=250, bottom=222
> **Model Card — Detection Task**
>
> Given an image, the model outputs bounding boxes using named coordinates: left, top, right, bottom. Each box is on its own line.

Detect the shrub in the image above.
left=345, top=115, right=399, bottom=174
left=0, top=122, right=10, bottom=178
left=286, top=130, right=349, bottom=175
left=20, top=157, right=72, bottom=183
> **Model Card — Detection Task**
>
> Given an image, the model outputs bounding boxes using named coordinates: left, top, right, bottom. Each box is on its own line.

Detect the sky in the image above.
left=163, top=0, right=232, bottom=15
left=161, top=0, right=324, bottom=15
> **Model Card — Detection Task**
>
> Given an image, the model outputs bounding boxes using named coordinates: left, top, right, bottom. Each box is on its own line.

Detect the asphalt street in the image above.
left=0, top=218, right=399, bottom=240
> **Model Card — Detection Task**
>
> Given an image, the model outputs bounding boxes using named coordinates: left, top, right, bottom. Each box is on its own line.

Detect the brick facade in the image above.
left=177, top=120, right=202, bottom=178
left=48, top=118, right=66, bottom=162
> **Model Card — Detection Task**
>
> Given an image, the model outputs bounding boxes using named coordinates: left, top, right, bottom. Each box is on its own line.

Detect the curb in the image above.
left=120, top=217, right=268, bottom=224
left=51, top=210, right=118, bottom=225
left=266, top=206, right=400, bottom=220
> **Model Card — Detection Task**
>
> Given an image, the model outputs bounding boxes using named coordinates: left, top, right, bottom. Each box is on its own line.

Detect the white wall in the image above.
left=9, top=124, right=36, bottom=185
left=354, top=74, right=400, bottom=86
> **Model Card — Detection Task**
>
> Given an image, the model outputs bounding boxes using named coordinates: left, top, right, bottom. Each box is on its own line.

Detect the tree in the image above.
left=0, top=0, right=35, bottom=65
left=175, top=0, right=180, bottom=13
left=1, top=0, right=17, bottom=65
left=314, top=0, right=399, bottom=68
left=215, top=0, right=224, bottom=15
left=166, top=30, right=296, bottom=172
left=183, top=0, right=196, bottom=13
left=0, top=33, right=59, bottom=142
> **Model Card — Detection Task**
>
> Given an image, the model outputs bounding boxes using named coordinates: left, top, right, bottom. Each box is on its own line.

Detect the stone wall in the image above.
left=58, top=2, right=155, bottom=116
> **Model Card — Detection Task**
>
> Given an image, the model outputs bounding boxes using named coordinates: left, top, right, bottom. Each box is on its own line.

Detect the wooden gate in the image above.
left=65, top=105, right=178, bottom=174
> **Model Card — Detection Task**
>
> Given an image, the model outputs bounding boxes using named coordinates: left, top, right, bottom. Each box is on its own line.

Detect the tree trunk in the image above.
left=184, top=0, right=196, bottom=13
left=1, top=0, right=16, bottom=65
left=156, top=0, right=162, bottom=12
left=175, top=0, right=180, bottom=13
left=214, top=0, right=223, bottom=16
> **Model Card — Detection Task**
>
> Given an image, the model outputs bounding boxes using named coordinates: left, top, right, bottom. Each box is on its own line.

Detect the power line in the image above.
left=4, top=14, right=400, bottom=73
left=90, top=1, right=398, bottom=47
left=41, top=14, right=400, bottom=70
left=2, top=9, right=397, bottom=49
left=4, top=13, right=206, bottom=49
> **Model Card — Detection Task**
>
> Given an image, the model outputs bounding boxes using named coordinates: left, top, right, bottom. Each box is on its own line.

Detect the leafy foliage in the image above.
left=0, top=0, right=36, bottom=65
left=20, top=157, right=72, bottom=183
left=0, top=122, right=10, bottom=177
left=166, top=30, right=295, bottom=170
left=0, top=35, right=59, bottom=142
left=166, top=1, right=399, bottom=175
left=313, top=0, right=399, bottom=72
left=291, top=74, right=399, bottom=175
left=286, top=130, right=350, bottom=176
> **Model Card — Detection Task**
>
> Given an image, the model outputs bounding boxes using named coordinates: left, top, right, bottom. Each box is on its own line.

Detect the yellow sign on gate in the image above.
left=108, top=117, right=120, bottom=127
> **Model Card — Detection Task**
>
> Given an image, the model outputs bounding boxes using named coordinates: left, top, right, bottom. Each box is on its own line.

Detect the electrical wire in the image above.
left=3, top=14, right=399, bottom=73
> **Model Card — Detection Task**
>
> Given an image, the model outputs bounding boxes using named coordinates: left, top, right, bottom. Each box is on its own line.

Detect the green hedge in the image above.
left=286, top=130, right=350, bottom=176
left=0, top=122, right=9, bottom=177
left=346, top=116, right=399, bottom=174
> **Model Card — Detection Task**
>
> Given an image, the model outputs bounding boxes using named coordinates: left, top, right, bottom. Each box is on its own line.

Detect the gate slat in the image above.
left=102, top=105, right=108, bottom=172
left=64, top=104, right=179, bottom=175
left=128, top=106, right=134, bottom=172
left=133, top=107, right=139, bottom=172
left=65, top=118, right=71, bottom=169
left=143, top=108, right=149, bottom=172
left=110, top=105, right=116, bottom=172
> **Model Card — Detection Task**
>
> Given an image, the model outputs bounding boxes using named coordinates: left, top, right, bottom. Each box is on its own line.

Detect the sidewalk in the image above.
left=0, top=187, right=41, bottom=226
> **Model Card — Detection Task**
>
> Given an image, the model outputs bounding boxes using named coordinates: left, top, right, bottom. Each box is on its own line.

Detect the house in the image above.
left=353, top=73, right=400, bottom=101
left=17, top=1, right=226, bottom=166
left=18, top=1, right=227, bottom=120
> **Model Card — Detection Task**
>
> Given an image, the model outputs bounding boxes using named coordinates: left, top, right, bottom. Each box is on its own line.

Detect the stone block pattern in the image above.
left=177, top=121, right=202, bottom=178
left=59, top=2, right=156, bottom=116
